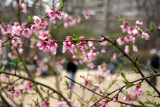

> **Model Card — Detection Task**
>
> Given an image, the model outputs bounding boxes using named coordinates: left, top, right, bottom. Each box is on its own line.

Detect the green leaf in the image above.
left=0, top=66, right=5, bottom=71
left=73, top=35, right=79, bottom=41
left=144, top=99, right=155, bottom=105
left=149, top=24, right=157, bottom=31
left=40, top=86, right=45, bottom=92
left=124, top=82, right=135, bottom=89
left=121, top=72, right=127, bottom=81
left=139, top=101, right=145, bottom=107
left=33, top=35, right=43, bottom=41
left=60, top=0, right=66, bottom=9
left=28, top=15, right=33, bottom=22
left=146, top=91, right=152, bottom=96
left=149, top=68, right=155, bottom=75
left=32, top=72, right=36, bottom=80
left=129, top=65, right=137, bottom=73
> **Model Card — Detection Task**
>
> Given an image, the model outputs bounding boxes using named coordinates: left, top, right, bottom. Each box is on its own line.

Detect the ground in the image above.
left=2, top=70, right=160, bottom=107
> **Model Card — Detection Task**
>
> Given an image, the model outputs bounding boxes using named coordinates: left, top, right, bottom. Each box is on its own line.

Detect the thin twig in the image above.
left=0, top=71, right=72, bottom=107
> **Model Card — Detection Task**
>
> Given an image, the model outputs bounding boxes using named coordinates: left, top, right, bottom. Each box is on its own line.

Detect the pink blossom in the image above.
left=117, top=37, right=125, bottom=45
left=8, top=92, right=14, bottom=100
left=132, top=29, right=139, bottom=35
left=12, top=37, right=21, bottom=46
left=124, top=45, right=130, bottom=54
left=2, top=74, right=7, bottom=82
left=22, top=28, right=32, bottom=38
left=50, top=17, right=56, bottom=24
left=88, top=39, right=94, bottom=47
left=79, top=36, right=84, bottom=40
left=101, top=48, right=106, bottom=53
left=34, top=55, right=38, bottom=60
left=12, top=25, right=22, bottom=36
left=33, top=16, right=42, bottom=26
left=98, top=64, right=106, bottom=72
left=57, top=101, right=65, bottom=107
left=42, top=65, right=48, bottom=71
left=100, top=41, right=107, bottom=46
left=132, top=84, right=142, bottom=98
left=41, top=101, right=50, bottom=107
left=56, top=11, right=64, bottom=20
left=101, top=98, right=109, bottom=107
left=141, top=32, right=149, bottom=40
left=8, top=85, right=14, bottom=89
left=77, top=42, right=88, bottom=52
left=21, top=3, right=27, bottom=13
left=31, top=25, right=38, bottom=33
left=48, top=8, right=56, bottom=19
left=158, top=26, right=160, bottom=30
left=120, top=22, right=129, bottom=32
left=18, top=48, right=23, bottom=54
left=62, top=41, right=77, bottom=54
left=67, top=99, right=76, bottom=107
left=39, top=21, right=48, bottom=29
left=123, top=94, right=131, bottom=104
left=84, top=79, right=89, bottom=87
left=133, top=45, right=138, bottom=52
left=21, top=22, right=27, bottom=29
left=48, top=40, right=58, bottom=55
left=63, top=13, right=69, bottom=20
left=127, top=27, right=133, bottom=34
left=93, top=84, right=99, bottom=89
left=69, top=19, right=76, bottom=26
left=32, top=103, right=37, bottom=107
left=37, top=41, right=50, bottom=52
left=113, top=96, right=118, bottom=102
left=84, top=10, right=91, bottom=19
left=39, top=32, right=49, bottom=40
left=19, top=0, right=22, bottom=5
left=56, top=64, right=63, bottom=71
left=36, top=68, right=41, bottom=76
left=88, top=62, right=95, bottom=69
left=64, top=22, right=68, bottom=28
left=24, top=82, right=33, bottom=91
left=69, top=86, right=73, bottom=92
left=14, top=90, right=21, bottom=98
left=124, top=36, right=130, bottom=42
left=113, top=53, right=118, bottom=60
left=66, top=36, right=72, bottom=41
left=61, top=59, right=66, bottom=64
left=136, top=20, right=143, bottom=26
left=129, top=35, right=135, bottom=43
left=77, top=17, right=81, bottom=23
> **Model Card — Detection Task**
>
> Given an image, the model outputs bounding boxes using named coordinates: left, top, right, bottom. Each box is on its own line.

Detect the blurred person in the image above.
left=66, top=54, right=77, bottom=87
left=108, top=57, right=118, bottom=74
left=149, top=49, right=159, bottom=86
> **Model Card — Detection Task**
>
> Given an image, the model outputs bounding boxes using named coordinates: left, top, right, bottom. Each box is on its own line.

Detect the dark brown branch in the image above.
left=65, top=76, right=142, bottom=107
left=91, top=73, right=160, bottom=106
left=0, top=93, right=12, bottom=107
left=0, top=78, right=20, bottom=92
left=101, top=35, right=160, bottom=97
left=0, top=71, right=72, bottom=107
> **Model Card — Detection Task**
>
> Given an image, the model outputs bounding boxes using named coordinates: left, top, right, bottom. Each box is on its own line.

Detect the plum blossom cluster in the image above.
left=7, top=82, right=33, bottom=100
left=56, top=58, right=66, bottom=71
left=57, top=100, right=76, bottom=107
left=117, top=20, right=150, bottom=54
left=91, top=99, right=110, bottom=107
left=48, top=7, right=88, bottom=28
left=19, top=0, right=27, bottom=13
left=32, top=101, right=50, bottom=107
left=123, top=84, right=142, bottom=104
